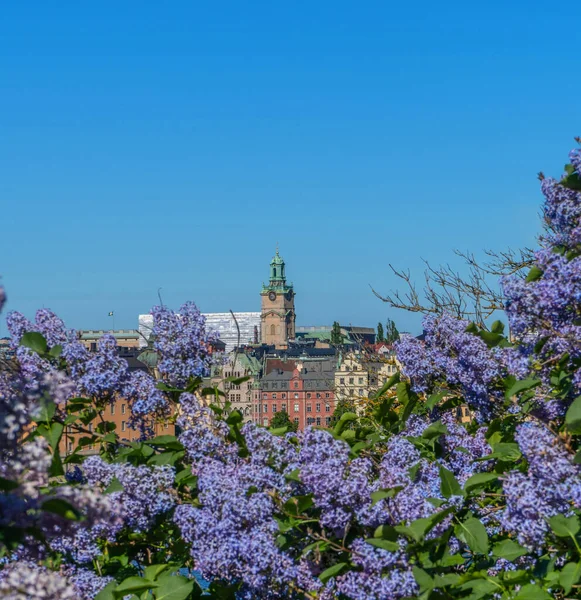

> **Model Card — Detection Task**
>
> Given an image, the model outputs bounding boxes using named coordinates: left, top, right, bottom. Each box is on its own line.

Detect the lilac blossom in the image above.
left=151, top=302, right=218, bottom=387
left=83, top=457, right=175, bottom=532
left=0, top=562, right=78, bottom=600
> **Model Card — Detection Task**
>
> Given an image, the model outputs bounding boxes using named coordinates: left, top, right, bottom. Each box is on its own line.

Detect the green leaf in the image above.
left=513, top=584, right=551, bottom=600
left=565, top=396, right=581, bottom=434
left=283, top=495, right=314, bottom=515
left=480, top=442, right=521, bottom=462
left=226, top=410, right=243, bottom=425
left=490, top=320, right=505, bottom=334
left=373, top=524, right=398, bottom=540
left=154, top=574, right=195, bottom=600
left=94, top=581, right=116, bottom=600
left=492, top=539, right=528, bottom=561
left=41, top=498, right=81, bottom=521
left=48, top=344, right=63, bottom=358
left=525, top=266, right=544, bottom=282
left=559, top=562, right=581, bottom=594
left=549, top=513, right=580, bottom=537
left=505, top=378, right=541, bottom=399
left=425, top=391, right=447, bottom=411
left=20, top=332, right=48, bottom=354
left=144, top=564, right=172, bottom=581
left=456, top=516, right=488, bottom=554
left=373, top=371, right=400, bottom=398
left=365, top=538, right=400, bottom=551
left=370, top=486, right=403, bottom=506
left=113, top=577, right=158, bottom=598
left=412, top=566, right=433, bottom=593
left=284, top=468, right=301, bottom=482
left=433, top=573, right=461, bottom=587
left=0, top=477, right=18, bottom=491
left=105, top=477, right=124, bottom=494
left=319, top=562, right=348, bottom=583
left=477, top=330, right=505, bottom=348
left=439, top=465, right=463, bottom=498
left=422, top=420, right=448, bottom=440
left=464, top=472, right=498, bottom=493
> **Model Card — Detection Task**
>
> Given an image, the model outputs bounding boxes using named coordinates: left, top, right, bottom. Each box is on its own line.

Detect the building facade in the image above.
left=255, top=358, right=336, bottom=429
left=260, top=250, right=296, bottom=348
left=334, top=351, right=398, bottom=411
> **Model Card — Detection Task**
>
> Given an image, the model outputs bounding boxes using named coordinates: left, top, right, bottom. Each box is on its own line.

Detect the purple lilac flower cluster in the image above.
left=174, top=456, right=296, bottom=596
left=329, top=538, right=418, bottom=600
left=501, top=155, right=581, bottom=398
left=498, top=422, right=581, bottom=547
left=298, top=428, right=380, bottom=533
left=151, top=302, right=219, bottom=387
left=396, top=313, right=502, bottom=419
left=83, top=457, right=175, bottom=532
left=0, top=562, right=79, bottom=600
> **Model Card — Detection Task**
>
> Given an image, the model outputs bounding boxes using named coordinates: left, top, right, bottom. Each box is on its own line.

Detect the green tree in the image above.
left=269, top=410, right=298, bottom=432
left=330, top=321, right=344, bottom=346
left=385, top=318, right=399, bottom=343
left=377, top=322, right=384, bottom=342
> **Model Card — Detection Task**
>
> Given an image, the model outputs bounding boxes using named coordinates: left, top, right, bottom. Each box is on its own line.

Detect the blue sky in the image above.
left=1, top=0, right=579, bottom=336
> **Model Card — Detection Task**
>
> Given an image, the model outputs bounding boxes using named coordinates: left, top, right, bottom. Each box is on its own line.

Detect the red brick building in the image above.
left=254, top=358, right=336, bottom=429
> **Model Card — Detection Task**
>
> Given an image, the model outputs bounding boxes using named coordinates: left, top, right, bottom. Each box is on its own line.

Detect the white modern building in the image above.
left=138, top=312, right=261, bottom=353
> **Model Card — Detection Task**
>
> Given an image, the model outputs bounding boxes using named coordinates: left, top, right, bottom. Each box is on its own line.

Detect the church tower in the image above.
left=260, top=248, right=296, bottom=348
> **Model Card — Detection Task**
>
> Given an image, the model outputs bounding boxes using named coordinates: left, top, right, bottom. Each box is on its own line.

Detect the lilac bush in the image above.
left=2, top=140, right=581, bottom=599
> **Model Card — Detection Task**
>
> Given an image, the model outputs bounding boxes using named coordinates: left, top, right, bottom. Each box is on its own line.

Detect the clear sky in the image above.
left=1, top=0, right=579, bottom=337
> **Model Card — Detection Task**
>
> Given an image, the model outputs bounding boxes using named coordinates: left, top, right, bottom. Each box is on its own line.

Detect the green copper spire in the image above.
left=270, top=247, right=286, bottom=283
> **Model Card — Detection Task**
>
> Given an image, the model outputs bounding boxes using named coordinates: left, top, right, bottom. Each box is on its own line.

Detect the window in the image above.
left=294, top=393, right=299, bottom=399
left=349, top=378, right=354, bottom=384
left=263, top=393, right=267, bottom=399
left=111, top=404, right=115, bottom=415
left=359, top=389, right=364, bottom=396
left=307, top=404, right=312, bottom=413
left=264, top=404, right=268, bottom=413
left=281, top=403, right=287, bottom=412
left=307, top=417, right=315, bottom=425
left=263, top=418, right=268, bottom=426
left=88, top=423, right=93, bottom=433
left=121, top=421, right=126, bottom=432
left=307, top=393, right=311, bottom=399
left=272, top=393, right=277, bottom=399
left=325, top=393, right=330, bottom=398
left=349, top=389, right=354, bottom=396
left=68, top=441, right=73, bottom=452
left=122, top=404, right=126, bottom=414
left=270, top=324, right=276, bottom=336
left=282, top=393, right=286, bottom=399
left=358, top=377, right=364, bottom=384
left=273, top=404, right=277, bottom=413
left=316, top=403, right=321, bottom=412
left=316, top=417, right=321, bottom=426
left=294, top=403, right=299, bottom=412
left=316, top=393, right=321, bottom=399
left=294, top=417, right=299, bottom=425
left=326, top=404, right=331, bottom=412
left=325, top=417, right=331, bottom=426
left=340, top=377, right=345, bottom=384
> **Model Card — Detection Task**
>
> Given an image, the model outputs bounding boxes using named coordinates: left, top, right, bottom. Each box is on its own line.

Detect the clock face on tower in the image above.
left=268, top=291, right=276, bottom=301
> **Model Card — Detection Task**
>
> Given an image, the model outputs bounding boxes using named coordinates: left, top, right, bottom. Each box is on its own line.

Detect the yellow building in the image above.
left=334, top=351, right=398, bottom=411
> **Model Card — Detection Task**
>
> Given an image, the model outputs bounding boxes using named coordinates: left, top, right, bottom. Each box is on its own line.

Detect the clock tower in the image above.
left=260, top=248, right=295, bottom=348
